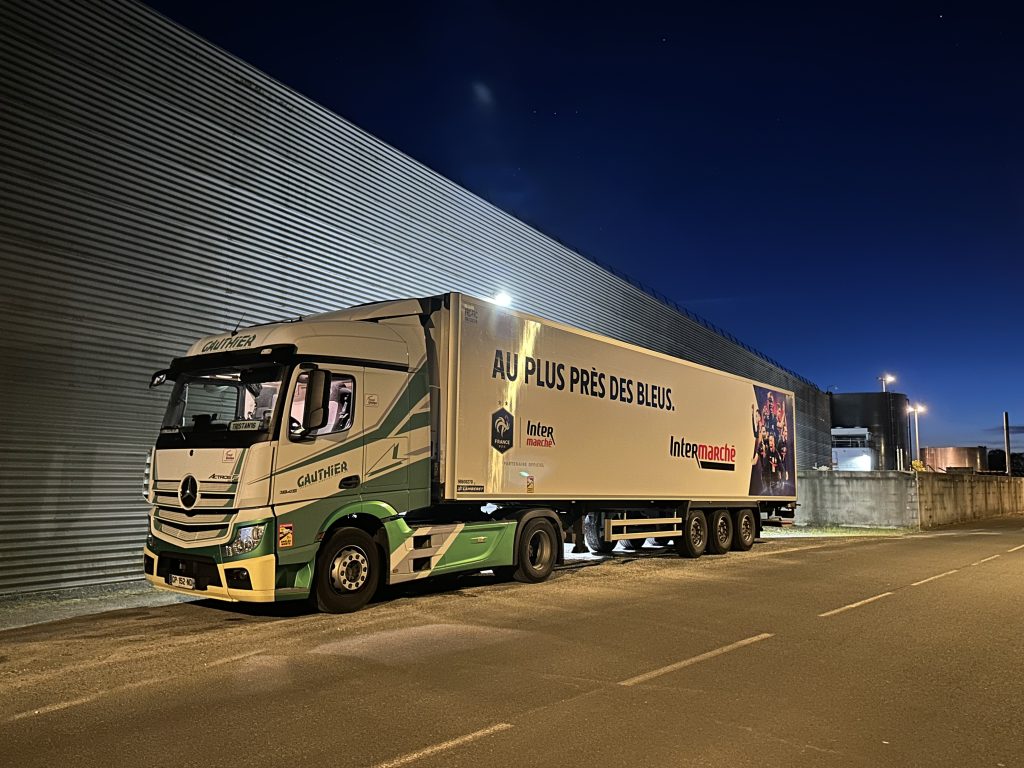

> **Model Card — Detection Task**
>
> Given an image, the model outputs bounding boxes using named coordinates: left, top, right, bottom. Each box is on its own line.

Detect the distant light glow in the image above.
left=472, top=81, right=494, bottom=108
left=492, top=291, right=512, bottom=307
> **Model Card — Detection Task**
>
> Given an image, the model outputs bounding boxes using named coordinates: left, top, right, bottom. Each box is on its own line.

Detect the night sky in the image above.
left=146, top=1, right=1024, bottom=449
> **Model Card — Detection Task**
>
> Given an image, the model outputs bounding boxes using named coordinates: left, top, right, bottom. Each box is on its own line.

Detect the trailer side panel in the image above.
left=447, top=295, right=797, bottom=503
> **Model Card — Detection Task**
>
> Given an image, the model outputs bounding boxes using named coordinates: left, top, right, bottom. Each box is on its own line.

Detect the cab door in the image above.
left=361, top=367, right=411, bottom=497
left=274, top=364, right=366, bottom=514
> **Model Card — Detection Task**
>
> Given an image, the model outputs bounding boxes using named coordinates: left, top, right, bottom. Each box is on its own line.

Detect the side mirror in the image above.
left=302, top=369, right=332, bottom=432
left=150, top=370, right=169, bottom=388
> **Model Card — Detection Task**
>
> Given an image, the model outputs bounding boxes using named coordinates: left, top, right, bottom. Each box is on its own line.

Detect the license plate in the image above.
left=168, top=574, right=195, bottom=590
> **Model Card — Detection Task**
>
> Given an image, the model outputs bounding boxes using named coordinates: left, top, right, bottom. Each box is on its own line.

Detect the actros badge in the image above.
left=491, top=408, right=514, bottom=453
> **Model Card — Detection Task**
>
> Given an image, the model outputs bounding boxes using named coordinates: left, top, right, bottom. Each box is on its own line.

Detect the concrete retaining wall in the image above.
left=917, top=474, right=1024, bottom=528
left=796, top=471, right=919, bottom=528
left=796, top=471, right=1024, bottom=529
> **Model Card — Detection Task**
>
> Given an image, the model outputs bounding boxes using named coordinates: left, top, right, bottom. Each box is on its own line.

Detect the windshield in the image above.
left=158, top=363, right=285, bottom=448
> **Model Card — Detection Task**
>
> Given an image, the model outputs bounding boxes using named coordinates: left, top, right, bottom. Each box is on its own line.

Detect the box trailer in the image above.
left=144, top=293, right=796, bottom=612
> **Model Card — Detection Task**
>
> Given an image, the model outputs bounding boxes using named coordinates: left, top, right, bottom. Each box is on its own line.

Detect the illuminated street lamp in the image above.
left=878, top=373, right=896, bottom=392
left=907, top=404, right=926, bottom=462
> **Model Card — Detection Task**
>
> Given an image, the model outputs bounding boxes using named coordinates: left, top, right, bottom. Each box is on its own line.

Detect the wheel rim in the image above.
left=329, top=546, right=369, bottom=592
left=717, top=516, right=730, bottom=545
left=528, top=529, right=552, bottom=570
left=690, top=518, right=705, bottom=549
left=740, top=514, right=754, bottom=543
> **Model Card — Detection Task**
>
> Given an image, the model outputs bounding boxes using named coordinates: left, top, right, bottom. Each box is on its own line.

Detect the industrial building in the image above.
left=0, top=0, right=831, bottom=595
left=830, top=392, right=912, bottom=471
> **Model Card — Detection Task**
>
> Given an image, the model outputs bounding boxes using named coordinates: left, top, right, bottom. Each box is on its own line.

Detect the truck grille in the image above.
left=154, top=508, right=234, bottom=543
left=153, top=479, right=237, bottom=510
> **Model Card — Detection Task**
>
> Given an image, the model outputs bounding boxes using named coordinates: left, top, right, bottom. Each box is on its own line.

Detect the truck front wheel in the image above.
left=514, top=518, right=558, bottom=583
left=313, top=527, right=380, bottom=613
left=675, top=511, right=707, bottom=558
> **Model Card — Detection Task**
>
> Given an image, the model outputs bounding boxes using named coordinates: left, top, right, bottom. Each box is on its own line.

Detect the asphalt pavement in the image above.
left=1, top=518, right=1023, bottom=767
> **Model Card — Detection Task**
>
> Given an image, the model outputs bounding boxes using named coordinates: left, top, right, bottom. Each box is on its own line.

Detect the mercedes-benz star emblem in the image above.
left=179, top=475, right=199, bottom=509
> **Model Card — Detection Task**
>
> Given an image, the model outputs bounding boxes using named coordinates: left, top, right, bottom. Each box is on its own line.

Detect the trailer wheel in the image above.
left=675, top=511, right=707, bottom=558
left=707, top=509, right=733, bottom=555
left=653, top=537, right=673, bottom=547
left=625, top=538, right=646, bottom=552
left=313, top=527, right=380, bottom=613
left=514, top=518, right=558, bottom=583
left=732, top=509, right=756, bottom=551
left=583, top=513, right=615, bottom=554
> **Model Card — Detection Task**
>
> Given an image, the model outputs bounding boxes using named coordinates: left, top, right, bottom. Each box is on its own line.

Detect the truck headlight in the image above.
left=223, top=524, right=267, bottom=558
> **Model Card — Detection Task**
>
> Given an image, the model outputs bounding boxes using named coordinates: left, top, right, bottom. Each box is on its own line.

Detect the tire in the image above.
left=707, top=509, right=733, bottom=555
left=583, top=513, right=615, bottom=554
left=313, top=527, right=380, bottom=613
left=514, top=518, right=558, bottom=583
left=625, top=538, right=646, bottom=552
left=732, top=508, right=756, bottom=552
left=674, top=511, right=707, bottom=558
left=653, top=537, right=673, bottom=547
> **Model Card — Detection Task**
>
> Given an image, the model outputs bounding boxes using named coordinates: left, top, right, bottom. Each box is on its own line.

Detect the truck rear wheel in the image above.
left=313, top=527, right=380, bottom=613
left=514, top=518, right=558, bottom=583
left=675, top=511, right=707, bottom=558
left=583, top=513, right=615, bottom=554
left=625, top=538, right=646, bottom=552
left=707, top=509, right=733, bottom=554
left=732, top=508, right=756, bottom=551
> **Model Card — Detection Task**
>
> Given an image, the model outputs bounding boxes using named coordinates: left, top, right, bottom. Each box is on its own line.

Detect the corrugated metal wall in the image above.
left=0, top=0, right=831, bottom=594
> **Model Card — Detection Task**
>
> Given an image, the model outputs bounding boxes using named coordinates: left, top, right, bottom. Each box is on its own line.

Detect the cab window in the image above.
left=290, top=373, right=356, bottom=437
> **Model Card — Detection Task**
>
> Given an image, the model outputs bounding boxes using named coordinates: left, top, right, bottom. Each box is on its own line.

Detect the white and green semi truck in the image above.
left=144, top=293, right=797, bottom=612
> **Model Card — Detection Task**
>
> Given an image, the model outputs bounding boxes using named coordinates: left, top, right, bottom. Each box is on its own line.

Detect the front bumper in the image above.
left=144, top=545, right=276, bottom=603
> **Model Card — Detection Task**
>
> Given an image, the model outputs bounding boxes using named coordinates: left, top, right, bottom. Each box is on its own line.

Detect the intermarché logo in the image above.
left=491, top=408, right=514, bottom=453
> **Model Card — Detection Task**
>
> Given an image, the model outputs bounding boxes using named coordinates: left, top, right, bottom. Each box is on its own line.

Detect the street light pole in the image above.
left=913, top=408, right=920, bottom=462
left=1004, top=411, right=1012, bottom=477
left=879, top=373, right=895, bottom=392
left=906, top=413, right=913, bottom=470
left=907, top=404, right=926, bottom=463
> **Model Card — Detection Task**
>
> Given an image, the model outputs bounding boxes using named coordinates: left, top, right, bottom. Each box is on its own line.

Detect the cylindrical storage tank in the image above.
left=920, top=447, right=989, bottom=472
